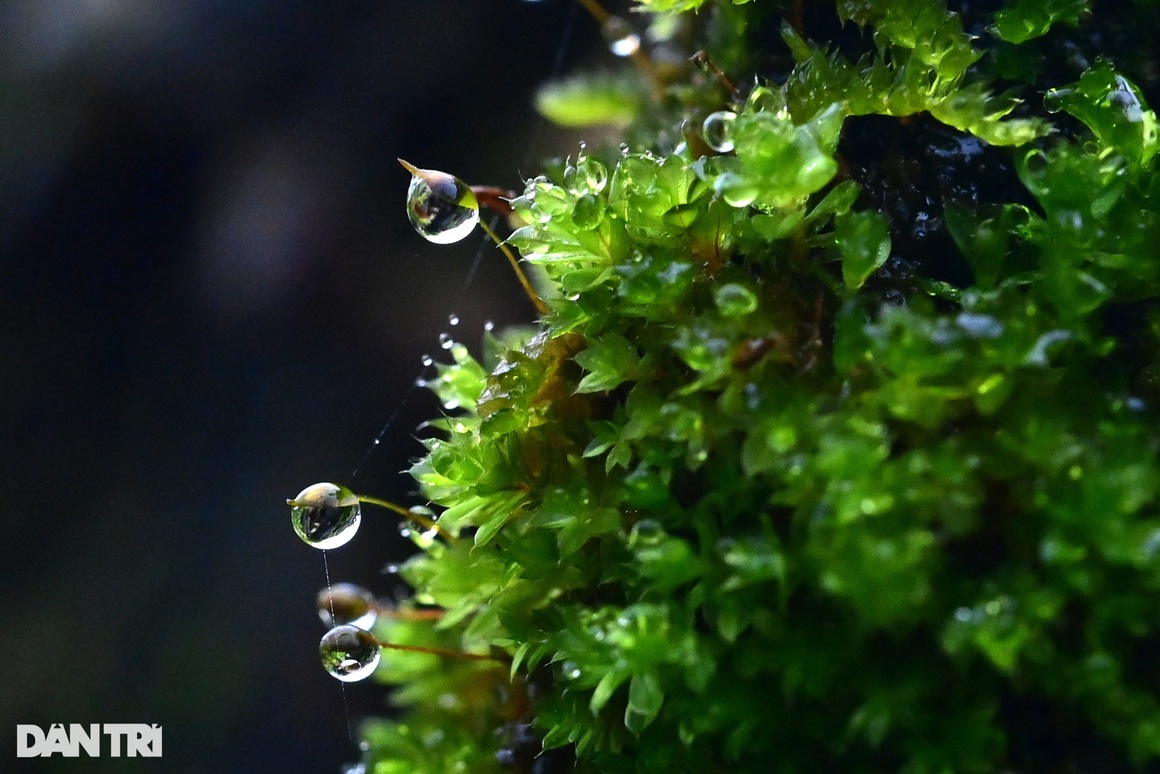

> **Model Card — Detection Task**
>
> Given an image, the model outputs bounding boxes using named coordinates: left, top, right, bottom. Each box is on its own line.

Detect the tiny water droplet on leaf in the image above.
left=714, top=283, right=758, bottom=317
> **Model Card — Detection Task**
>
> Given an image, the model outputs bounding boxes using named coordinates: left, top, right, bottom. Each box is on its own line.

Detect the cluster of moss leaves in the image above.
left=355, top=0, right=1160, bottom=771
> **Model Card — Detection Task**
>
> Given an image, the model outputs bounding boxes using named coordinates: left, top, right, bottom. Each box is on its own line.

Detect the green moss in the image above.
left=343, top=1, right=1160, bottom=771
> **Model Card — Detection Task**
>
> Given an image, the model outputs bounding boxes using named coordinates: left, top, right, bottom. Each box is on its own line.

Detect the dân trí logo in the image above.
left=16, top=724, right=162, bottom=758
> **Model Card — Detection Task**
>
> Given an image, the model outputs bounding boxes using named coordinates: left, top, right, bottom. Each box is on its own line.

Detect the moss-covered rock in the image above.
left=319, top=1, right=1160, bottom=771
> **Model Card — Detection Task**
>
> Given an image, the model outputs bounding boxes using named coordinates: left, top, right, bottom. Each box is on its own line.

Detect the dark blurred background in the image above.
left=0, top=1, right=606, bottom=771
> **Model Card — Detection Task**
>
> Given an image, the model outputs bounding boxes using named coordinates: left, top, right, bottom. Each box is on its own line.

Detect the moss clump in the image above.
left=343, top=1, right=1160, bottom=771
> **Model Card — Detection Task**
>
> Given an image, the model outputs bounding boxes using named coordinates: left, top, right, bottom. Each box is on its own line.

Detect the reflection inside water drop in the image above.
left=702, top=110, right=737, bottom=153
left=318, top=583, right=379, bottom=630
left=320, top=624, right=381, bottom=682
left=289, top=482, right=361, bottom=550
left=399, top=159, right=479, bottom=244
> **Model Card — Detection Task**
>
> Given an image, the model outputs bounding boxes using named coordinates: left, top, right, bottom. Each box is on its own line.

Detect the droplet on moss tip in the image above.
left=320, top=624, right=381, bottom=682
left=318, top=583, right=379, bottom=630
left=702, top=110, right=737, bottom=153
left=398, top=159, right=479, bottom=244
left=288, top=482, right=361, bottom=550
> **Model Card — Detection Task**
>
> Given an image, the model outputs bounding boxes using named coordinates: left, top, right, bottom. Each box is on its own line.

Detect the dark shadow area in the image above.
left=0, top=1, right=607, bottom=770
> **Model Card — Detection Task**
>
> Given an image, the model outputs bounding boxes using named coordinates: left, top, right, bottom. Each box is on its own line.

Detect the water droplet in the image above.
left=343, top=764, right=367, bottom=774
left=318, top=583, right=378, bottom=630
left=713, top=283, right=758, bottom=317
left=484, top=320, right=495, bottom=332
left=320, top=625, right=380, bottom=682
left=572, top=194, right=603, bottom=230
left=421, top=354, right=434, bottom=367
left=602, top=16, right=641, bottom=57
left=399, top=159, right=479, bottom=244
left=1043, top=87, right=1070, bottom=114
left=629, top=519, right=665, bottom=547
left=745, top=85, right=783, bottom=114
left=574, top=157, right=608, bottom=193
left=382, top=563, right=400, bottom=575
left=289, top=483, right=361, bottom=550
left=398, top=520, right=417, bottom=539
left=619, top=143, right=630, bottom=156
left=438, top=332, right=454, bottom=350
left=702, top=110, right=737, bottom=152
left=448, top=313, right=460, bottom=326
left=713, top=173, right=758, bottom=208
left=561, top=660, right=582, bottom=680
left=443, top=399, right=460, bottom=410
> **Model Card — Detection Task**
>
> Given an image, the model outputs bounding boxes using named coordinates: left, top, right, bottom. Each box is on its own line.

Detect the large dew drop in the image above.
left=398, top=159, right=479, bottom=244
left=288, top=482, right=361, bottom=550
left=317, top=583, right=379, bottom=630
left=319, top=624, right=381, bottom=682
left=702, top=111, right=737, bottom=153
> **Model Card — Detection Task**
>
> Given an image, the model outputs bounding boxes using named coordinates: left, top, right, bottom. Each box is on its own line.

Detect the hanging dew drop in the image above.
left=438, top=332, right=454, bottom=350
left=602, top=16, right=641, bottom=57
left=320, top=624, right=381, bottom=682
left=318, top=583, right=379, bottom=630
left=702, top=110, right=737, bottom=152
left=398, top=159, right=480, bottom=244
left=448, top=313, right=460, bottom=326
left=288, top=483, right=361, bottom=550
left=420, top=354, right=434, bottom=367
